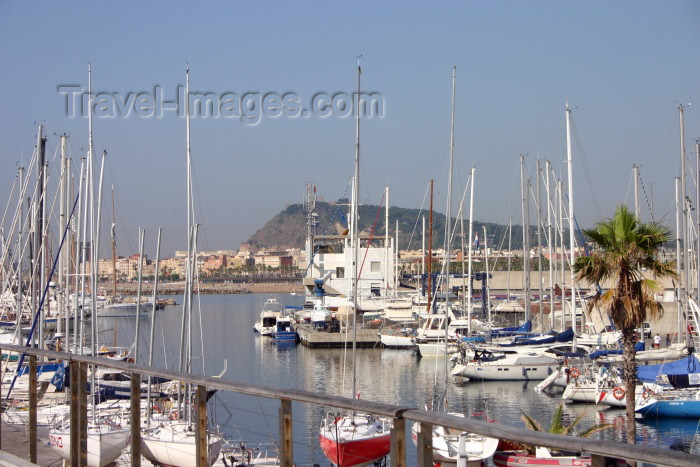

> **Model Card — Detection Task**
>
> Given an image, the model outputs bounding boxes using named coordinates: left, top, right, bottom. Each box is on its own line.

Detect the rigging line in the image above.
left=636, top=170, right=655, bottom=221
left=5, top=192, right=79, bottom=401
left=405, top=180, right=431, bottom=251
left=0, top=172, right=18, bottom=230
left=570, top=117, right=601, bottom=219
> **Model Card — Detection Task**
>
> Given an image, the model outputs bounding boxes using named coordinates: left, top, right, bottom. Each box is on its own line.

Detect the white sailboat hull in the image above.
left=141, top=422, right=223, bottom=467
left=49, top=425, right=130, bottom=467
left=411, top=416, right=498, bottom=465
left=451, top=358, right=559, bottom=381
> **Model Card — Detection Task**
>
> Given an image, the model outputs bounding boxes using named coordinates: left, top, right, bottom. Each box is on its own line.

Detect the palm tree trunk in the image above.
left=622, top=327, right=637, bottom=444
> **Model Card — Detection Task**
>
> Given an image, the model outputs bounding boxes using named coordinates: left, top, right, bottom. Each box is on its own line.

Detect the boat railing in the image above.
left=0, top=343, right=697, bottom=467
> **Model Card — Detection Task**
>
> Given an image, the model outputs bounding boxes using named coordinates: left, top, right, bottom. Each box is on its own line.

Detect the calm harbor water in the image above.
left=98, top=293, right=699, bottom=465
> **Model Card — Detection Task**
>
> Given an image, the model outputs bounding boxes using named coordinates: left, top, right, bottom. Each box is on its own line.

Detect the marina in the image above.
left=2, top=293, right=699, bottom=466
left=1, top=4, right=699, bottom=466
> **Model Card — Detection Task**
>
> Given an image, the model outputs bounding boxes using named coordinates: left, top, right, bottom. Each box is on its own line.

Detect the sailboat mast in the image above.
left=111, top=186, right=117, bottom=296
left=427, top=180, right=433, bottom=311
left=146, top=227, right=162, bottom=422
left=545, top=160, right=554, bottom=330
left=536, top=159, right=543, bottom=330
left=466, top=166, right=475, bottom=333
left=444, top=65, right=456, bottom=391
left=350, top=60, right=361, bottom=401
left=520, top=156, right=531, bottom=323
left=133, top=228, right=145, bottom=364
left=385, top=186, right=389, bottom=294
left=565, top=104, right=576, bottom=332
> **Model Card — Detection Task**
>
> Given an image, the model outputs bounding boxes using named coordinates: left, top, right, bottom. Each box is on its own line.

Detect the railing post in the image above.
left=28, top=354, right=37, bottom=463
left=79, top=362, right=88, bottom=466
left=69, top=360, right=80, bottom=467
left=195, top=384, right=207, bottom=467
left=131, top=372, right=141, bottom=467
left=390, top=417, right=406, bottom=467
left=0, top=347, right=2, bottom=450
left=416, top=422, right=433, bottom=467
left=279, top=398, right=293, bottom=467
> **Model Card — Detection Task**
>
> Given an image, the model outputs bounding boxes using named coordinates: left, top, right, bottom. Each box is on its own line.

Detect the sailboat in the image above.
left=139, top=65, right=223, bottom=467
left=319, top=60, right=392, bottom=467
left=49, top=65, right=131, bottom=467
left=410, top=67, right=498, bottom=466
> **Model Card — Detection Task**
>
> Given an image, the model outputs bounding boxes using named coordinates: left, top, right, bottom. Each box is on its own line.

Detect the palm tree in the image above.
left=573, top=204, right=676, bottom=444
left=518, top=404, right=611, bottom=454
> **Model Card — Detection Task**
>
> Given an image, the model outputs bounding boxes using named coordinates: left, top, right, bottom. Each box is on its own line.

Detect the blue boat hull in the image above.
left=636, top=399, right=700, bottom=418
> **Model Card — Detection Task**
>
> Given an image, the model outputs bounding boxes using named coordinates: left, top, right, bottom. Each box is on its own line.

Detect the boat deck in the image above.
left=295, top=323, right=381, bottom=348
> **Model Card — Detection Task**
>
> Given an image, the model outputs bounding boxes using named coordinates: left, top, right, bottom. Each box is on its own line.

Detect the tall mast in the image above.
left=111, top=186, right=117, bottom=296
left=427, top=180, right=433, bottom=311
left=483, top=226, right=491, bottom=325
left=679, top=105, right=687, bottom=294
left=546, top=160, right=554, bottom=330
left=443, top=65, right=456, bottom=393
left=385, top=186, right=390, bottom=294
left=466, top=166, right=475, bottom=333
left=520, top=156, right=531, bottom=323
left=146, top=227, right=162, bottom=422
left=633, top=164, right=640, bottom=220
left=58, top=134, right=67, bottom=335
left=133, top=228, right=145, bottom=364
left=676, top=178, right=683, bottom=340
left=507, top=217, right=512, bottom=301
left=536, top=159, right=543, bottom=330
left=565, top=103, right=576, bottom=332
left=350, top=59, right=361, bottom=402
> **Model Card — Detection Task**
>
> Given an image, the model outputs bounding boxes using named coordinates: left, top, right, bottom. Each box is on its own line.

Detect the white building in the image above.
left=303, top=234, right=396, bottom=311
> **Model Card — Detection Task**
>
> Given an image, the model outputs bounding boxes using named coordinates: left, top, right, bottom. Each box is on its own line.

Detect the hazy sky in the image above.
left=1, top=1, right=699, bottom=257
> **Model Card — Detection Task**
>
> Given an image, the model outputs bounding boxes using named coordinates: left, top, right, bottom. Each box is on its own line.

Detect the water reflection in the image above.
left=96, top=293, right=697, bottom=464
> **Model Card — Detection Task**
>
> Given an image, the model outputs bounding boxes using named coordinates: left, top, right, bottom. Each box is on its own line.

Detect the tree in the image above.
left=518, top=404, right=611, bottom=454
left=573, top=205, right=676, bottom=444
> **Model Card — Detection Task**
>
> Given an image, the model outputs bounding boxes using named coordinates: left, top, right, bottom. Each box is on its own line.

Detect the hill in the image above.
left=245, top=201, right=543, bottom=252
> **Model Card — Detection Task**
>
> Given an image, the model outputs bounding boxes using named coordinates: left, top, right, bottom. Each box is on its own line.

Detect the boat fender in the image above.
left=169, top=409, right=179, bottom=420
left=569, top=367, right=581, bottom=378
left=613, top=387, right=625, bottom=400
left=642, top=387, right=651, bottom=399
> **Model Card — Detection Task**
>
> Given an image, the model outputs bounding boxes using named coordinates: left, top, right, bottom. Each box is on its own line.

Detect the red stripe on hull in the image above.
left=319, top=433, right=391, bottom=467
left=493, top=451, right=591, bottom=467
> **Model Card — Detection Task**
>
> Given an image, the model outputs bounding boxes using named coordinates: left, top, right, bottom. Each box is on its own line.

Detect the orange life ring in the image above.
left=613, top=387, right=625, bottom=400
left=569, top=367, right=581, bottom=378
left=169, top=410, right=179, bottom=421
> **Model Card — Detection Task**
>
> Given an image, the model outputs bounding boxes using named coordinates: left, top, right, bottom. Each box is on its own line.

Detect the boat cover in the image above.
left=636, top=355, right=700, bottom=383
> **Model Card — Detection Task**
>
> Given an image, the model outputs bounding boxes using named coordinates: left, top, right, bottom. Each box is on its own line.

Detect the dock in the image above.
left=295, top=323, right=381, bottom=348
left=0, top=422, right=61, bottom=466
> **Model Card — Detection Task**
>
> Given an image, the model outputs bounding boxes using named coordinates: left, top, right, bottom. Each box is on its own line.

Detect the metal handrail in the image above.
left=1, top=343, right=697, bottom=467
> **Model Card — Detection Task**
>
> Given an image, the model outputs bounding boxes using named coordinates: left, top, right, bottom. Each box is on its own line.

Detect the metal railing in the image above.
left=1, top=343, right=697, bottom=467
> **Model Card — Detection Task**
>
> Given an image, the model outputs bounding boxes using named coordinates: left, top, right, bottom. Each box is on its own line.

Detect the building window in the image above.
left=370, top=261, right=381, bottom=272
left=336, top=267, right=345, bottom=278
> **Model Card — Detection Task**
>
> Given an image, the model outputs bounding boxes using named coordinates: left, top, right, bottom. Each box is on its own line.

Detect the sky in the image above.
left=1, top=1, right=699, bottom=257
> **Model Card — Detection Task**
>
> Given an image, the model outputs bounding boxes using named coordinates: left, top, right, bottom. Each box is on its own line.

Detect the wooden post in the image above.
left=69, top=360, right=80, bottom=467
left=79, top=362, right=87, bottom=466
left=28, top=355, right=37, bottom=463
left=279, top=399, right=293, bottom=467
left=390, top=418, right=406, bottom=467
left=0, top=349, right=2, bottom=450
left=131, top=372, right=141, bottom=467
left=416, top=422, right=433, bottom=467
left=195, top=385, right=207, bottom=467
